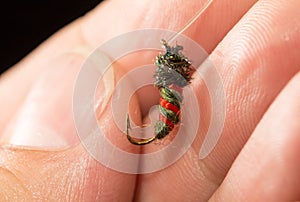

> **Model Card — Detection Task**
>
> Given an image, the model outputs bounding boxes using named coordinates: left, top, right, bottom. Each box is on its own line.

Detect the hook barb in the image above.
left=126, top=114, right=157, bottom=145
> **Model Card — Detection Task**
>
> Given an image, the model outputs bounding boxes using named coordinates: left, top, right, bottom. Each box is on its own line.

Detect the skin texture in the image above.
left=0, top=0, right=299, bottom=201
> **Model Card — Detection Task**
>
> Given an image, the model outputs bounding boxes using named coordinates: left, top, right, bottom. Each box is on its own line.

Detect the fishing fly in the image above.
left=126, top=0, right=214, bottom=145
left=126, top=39, right=193, bottom=145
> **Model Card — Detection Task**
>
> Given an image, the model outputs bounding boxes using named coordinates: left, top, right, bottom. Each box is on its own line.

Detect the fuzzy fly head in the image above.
left=154, top=40, right=193, bottom=88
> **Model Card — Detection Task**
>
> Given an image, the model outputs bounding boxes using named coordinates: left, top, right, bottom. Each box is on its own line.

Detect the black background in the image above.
left=0, top=0, right=103, bottom=74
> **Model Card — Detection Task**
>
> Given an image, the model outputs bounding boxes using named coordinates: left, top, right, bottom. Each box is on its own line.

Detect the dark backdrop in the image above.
left=0, top=0, right=103, bottom=74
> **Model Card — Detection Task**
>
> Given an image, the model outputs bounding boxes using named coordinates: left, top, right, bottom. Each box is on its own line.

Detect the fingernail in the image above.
left=1, top=47, right=114, bottom=148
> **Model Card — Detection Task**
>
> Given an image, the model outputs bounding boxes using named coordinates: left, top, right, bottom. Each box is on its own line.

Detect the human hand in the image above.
left=0, top=0, right=299, bottom=201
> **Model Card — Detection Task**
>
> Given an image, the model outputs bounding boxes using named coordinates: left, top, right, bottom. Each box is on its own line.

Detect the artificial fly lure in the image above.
left=125, top=0, right=214, bottom=145
left=126, top=39, right=194, bottom=145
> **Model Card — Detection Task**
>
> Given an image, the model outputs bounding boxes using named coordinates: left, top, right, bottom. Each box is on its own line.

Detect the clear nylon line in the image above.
left=167, top=0, right=214, bottom=43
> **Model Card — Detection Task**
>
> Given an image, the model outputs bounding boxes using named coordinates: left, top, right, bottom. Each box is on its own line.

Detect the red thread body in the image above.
left=159, top=114, right=174, bottom=131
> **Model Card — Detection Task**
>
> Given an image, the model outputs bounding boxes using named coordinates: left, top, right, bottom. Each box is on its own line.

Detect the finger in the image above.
left=0, top=50, right=141, bottom=200
left=0, top=145, right=137, bottom=201
left=0, top=18, right=88, bottom=134
left=82, top=0, right=257, bottom=52
left=210, top=71, right=300, bottom=201
left=0, top=0, right=257, bottom=132
left=136, top=0, right=300, bottom=201
left=203, top=0, right=300, bottom=180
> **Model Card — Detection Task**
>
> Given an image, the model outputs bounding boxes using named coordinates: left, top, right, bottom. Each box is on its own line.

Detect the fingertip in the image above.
left=210, top=71, right=300, bottom=201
